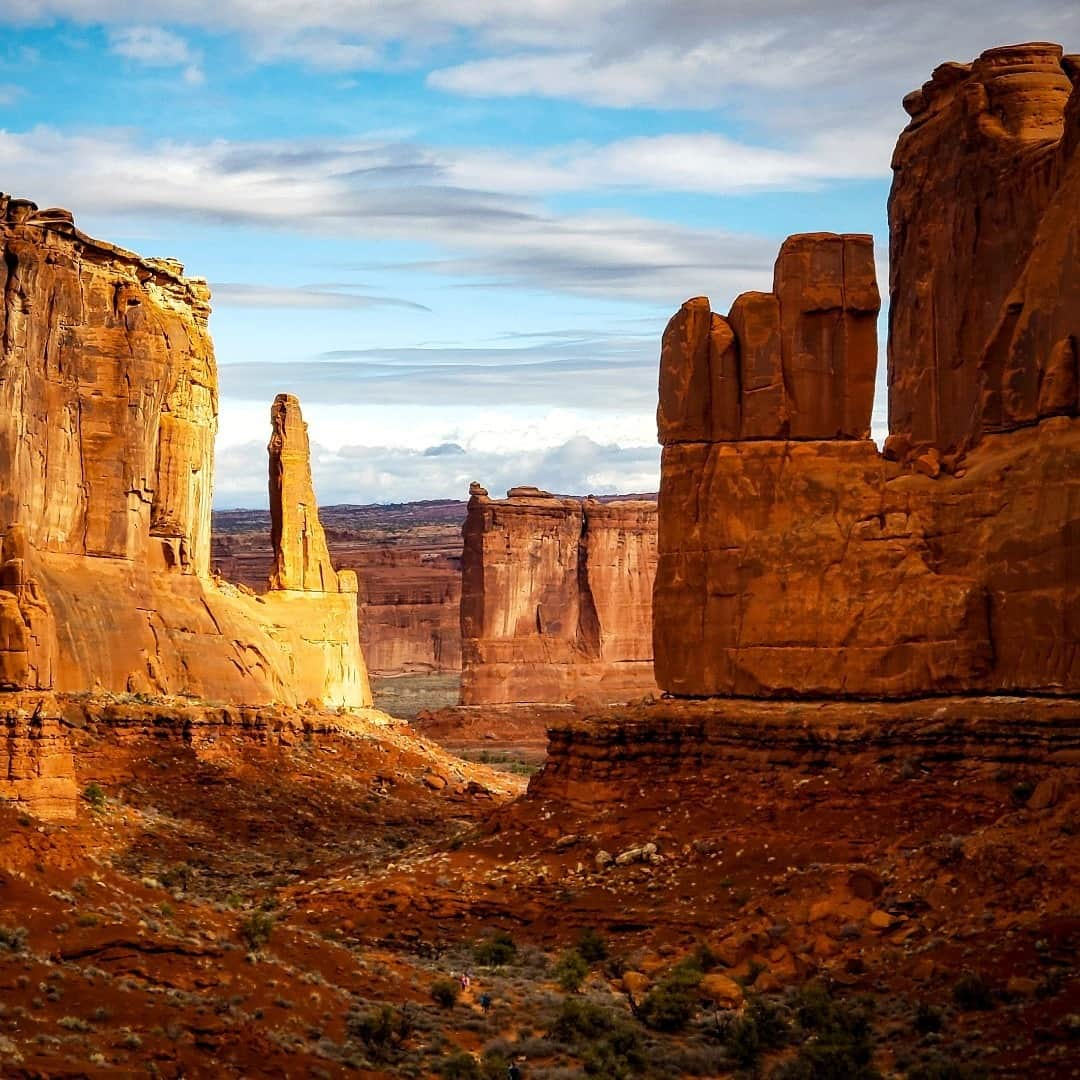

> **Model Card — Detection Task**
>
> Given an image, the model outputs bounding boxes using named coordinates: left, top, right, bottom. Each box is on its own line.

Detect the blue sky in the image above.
left=2, top=1, right=1077, bottom=506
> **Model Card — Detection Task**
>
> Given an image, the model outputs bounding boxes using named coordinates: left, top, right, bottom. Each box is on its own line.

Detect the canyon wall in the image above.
left=654, top=43, right=1080, bottom=700
left=0, top=196, right=370, bottom=711
left=460, top=486, right=657, bottom=705
left=889, top=42, right=1080, bottom=453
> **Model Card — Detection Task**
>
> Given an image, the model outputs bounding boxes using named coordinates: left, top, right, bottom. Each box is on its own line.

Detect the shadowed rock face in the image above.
left=658, top=234, right=880, bottom=444
left=0, top=196, right=371, bottom=711
left=654, top=44, right=1080, bottom=700
left=889, top=42, right=1080, bottom=451
left=460, top=487, right=657, bottom=705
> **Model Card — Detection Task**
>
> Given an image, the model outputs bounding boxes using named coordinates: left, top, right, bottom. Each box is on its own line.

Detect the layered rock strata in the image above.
left=654, top=46, right=1080, bottom=700
left=460, top=487, right=657, bottom=705
left=0, top=196, right=371, bottom=712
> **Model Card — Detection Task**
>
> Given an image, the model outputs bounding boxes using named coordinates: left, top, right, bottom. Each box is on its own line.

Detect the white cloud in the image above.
left=0, top=126, right=793, bottom=304
left=108, top=26, right=204, bottom=84
left=7, top=1, right=1073, bottom=116
left=252, top=32, right=380, bottom=70
left=214, top=429, right=660, bottom=506
left=212, top=282, right=431, bottom=311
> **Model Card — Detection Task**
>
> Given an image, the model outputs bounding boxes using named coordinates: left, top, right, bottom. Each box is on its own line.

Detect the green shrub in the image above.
left=479, top=1052, right=510, bottom=1080
left=238, top=910, right=274, bottom=951
left=548, top=998, right=642, bottom=1076
left=473, top=931, right=517, bottom=967
left=549, top=997, right=618, bottom=1042
left=82, top=783, right=106, bottom=810
left=637, top=958, right=706, bottom=1033
left=347, top=1004, right=413, bottom=1059
left=719, top=995, right=790, bottom=1069
left=772, top=983, right=879, bottom=1079
left=0, top=925, right=28, bottom=952
left=430, top=978, right=460, bottom=1008
left=439, top=1051, right=480, bottom=1080
left=555, top=949, right=590, bottom=992
left=576, top=928, right=608, bottom=964
left=952, top=973, right=993, bottom=1012
left=160, top=864, right=193, bottom=891
left=914, top=1001, right=944, bottom=1035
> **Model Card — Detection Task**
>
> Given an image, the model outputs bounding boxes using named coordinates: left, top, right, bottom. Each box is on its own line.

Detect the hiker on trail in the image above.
left=460, top=971, right=471, bottom=992
left=479, top=991, right=492, bottom=1015
left=507, top=1063, right=522, bottom=1080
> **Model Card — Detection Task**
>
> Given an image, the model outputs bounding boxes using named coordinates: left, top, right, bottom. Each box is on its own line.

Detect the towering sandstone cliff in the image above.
left=460, top=486, right=657, bottom=705
left=0, top=196, right=370, bottom=711
left=654, top=42, right=1080, bottom=700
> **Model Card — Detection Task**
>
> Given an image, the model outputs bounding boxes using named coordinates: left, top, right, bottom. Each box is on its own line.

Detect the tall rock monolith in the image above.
left=268, top=394, right=339, bottom=593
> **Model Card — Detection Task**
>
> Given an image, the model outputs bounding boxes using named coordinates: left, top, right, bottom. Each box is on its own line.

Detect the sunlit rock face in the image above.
left=0, top=196, right=371, bottom=710
left=654, top=46, right=1080, bottom=699
left=460, top=486, right=658, bottom=705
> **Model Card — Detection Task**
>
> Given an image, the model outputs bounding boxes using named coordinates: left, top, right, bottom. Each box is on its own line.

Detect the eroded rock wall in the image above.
left=460, top=487, right=657, bottom=705
left=0, top=197, right=371, bottom=712
left=889, top=42, right=1080, bottom=452
left=654, top=58, right=1080, bottom=699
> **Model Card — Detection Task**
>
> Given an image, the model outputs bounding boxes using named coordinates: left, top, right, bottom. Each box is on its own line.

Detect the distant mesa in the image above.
left=460, top=485, right=658, bottom=706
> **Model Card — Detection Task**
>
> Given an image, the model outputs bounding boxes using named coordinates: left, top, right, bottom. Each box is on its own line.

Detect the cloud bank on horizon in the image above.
left=1, top=1, right=1077, bottom=505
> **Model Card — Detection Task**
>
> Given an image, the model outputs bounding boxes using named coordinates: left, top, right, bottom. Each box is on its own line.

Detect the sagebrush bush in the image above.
left=554, top=949, right=589, bottom=992
left=430, top=978, right=460, bottom=1008
left=347, top=1004, right=413, bottom=1059
left=952, top=973, right=993, bottom=1012
left=238, top=910, right=274, bottom=951
left=0, top=926, right=28, bottom=952
left=82, top=783, right=106, bottom=810
left=473, top=931, right=517, bottom=967
left=576, top=928, right=608, bottom=963
left=439, top=1051, right=480, bottom=1079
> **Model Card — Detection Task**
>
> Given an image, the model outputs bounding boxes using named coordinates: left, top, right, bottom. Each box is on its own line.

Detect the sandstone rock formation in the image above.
left=268, top=394, right=340, bottom=592
left=0, top=196, right=371, bottom=711
left=460, top=487, right=657, bottom=705
left=213, top=504, right=464, bottom=677
left=654, top=45, right=1080, bottom=700
left=889, top=42, right=1080, bottom=452
left=658, top=233, right=879, bottom=444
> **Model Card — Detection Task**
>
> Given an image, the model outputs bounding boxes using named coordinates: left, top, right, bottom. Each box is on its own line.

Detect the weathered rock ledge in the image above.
left=2, top=690, right=404, bottom=822
left=534, top=696, right=1080, bottom=804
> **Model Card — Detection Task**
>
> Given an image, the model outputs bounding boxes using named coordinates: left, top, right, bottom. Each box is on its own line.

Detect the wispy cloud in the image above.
left=0, top=126, right=792, bottom=304
left=0, top=84, right=23, bottom=105
left=212, top=282, right=431, bottom=311
left=10, top=1, right=1079, bottom=116
left=108, top=26, right=204, bottom=84
left=219, top=331, right=659, bottom=410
